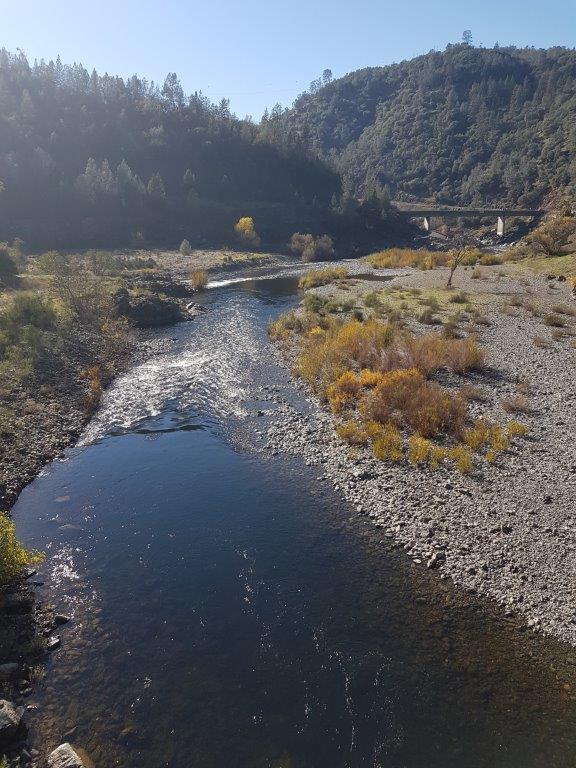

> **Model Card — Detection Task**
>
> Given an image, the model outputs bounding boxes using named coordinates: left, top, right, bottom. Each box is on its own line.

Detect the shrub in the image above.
left=336, top=420, right=368, bottom=446
left=449, top=445, right=473, bottom=474
left=533, top=335, right=551, bottom=348
left=529, top=215, right=576, bottom=257
left=449, top=291, right=468, bottom=304
left=408, top=434, right=445, bottom=468
left=479, top=254, right=502, bottom=266
left=507, top=421, right=528, bottom=438
left=552, top=304, right=576, bottom=316
left=82, top=365, right=102, bottom=412
left=298, top=267, right=347, bottom=290
left=290, top=233, right=335, bottom=262
left=459, top=383, right=486, bottom=402
left=365, top=248, right=450, bottom=271
left=326, top=371, right=361, bottom=413
left=0, top=513, right=44, bottom=586
left=360, top=368, right=465, bottom=438
left=191, top=269, right=208, bottom=292
left=36, top=250, right=70, bottom=275
left=235, top=217, right=261, bottom=248
left=501, top=395, right=530, bottom=414
left=296, top=318, right=394, bottom=391
left=544, top=313, right=567, bottom=328
left=3, top=293, right=57, bottom=334
left=0, top=246, right=19, bottom=286
left=372, top=422, right=403, bottom=462
left=179, top=239, right=192, bottom=256
left=418, top=308, right=441, bottom=325
left=444, top=336, right=484, bottom=374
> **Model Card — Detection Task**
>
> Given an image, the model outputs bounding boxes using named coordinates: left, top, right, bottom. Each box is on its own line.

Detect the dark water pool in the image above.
left=12, top=269, right=576, bottom=767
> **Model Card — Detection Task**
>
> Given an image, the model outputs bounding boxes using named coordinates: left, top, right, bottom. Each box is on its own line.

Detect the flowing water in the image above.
left=12, top=267, right=576, bottom=767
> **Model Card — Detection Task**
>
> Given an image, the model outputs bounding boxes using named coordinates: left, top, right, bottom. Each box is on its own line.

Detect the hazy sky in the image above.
left=1, top=0, right=574, bottom=117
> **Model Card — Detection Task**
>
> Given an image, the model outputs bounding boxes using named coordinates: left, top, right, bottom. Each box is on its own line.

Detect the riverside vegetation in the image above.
left=265, top=225, right=576, bottom=646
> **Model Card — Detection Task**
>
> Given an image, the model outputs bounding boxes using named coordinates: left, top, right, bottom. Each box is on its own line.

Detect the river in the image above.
left=12, top=267, right=576, bottom=767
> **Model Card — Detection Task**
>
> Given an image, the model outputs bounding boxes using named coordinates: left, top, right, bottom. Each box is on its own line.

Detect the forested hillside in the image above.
left=0, top=50, right=350, bottom=249
left=268, top=45, right=576, bottom=208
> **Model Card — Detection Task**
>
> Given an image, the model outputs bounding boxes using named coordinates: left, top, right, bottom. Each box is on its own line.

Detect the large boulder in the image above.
left=114, top=290, right=184, bottom=328
left=0, top=699, right=24, bottom=742
left=47, top=743, right=88, bottom=768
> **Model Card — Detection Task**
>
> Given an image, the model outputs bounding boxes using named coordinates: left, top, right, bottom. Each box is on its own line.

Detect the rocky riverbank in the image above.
left=0, top=265, right=199, bottom=768
left=264, top=261, right=576, bottom=646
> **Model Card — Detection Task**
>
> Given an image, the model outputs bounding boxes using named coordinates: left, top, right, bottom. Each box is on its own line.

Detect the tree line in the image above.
left=266, top=44, right=576, bottom=208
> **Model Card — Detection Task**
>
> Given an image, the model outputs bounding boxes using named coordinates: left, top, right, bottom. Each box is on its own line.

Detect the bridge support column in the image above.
left=423, top=216, right=432, bottom=233
left=496, top=216, right=506, bottom=237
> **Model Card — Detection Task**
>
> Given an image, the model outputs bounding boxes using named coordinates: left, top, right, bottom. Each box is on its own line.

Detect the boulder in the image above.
left=117, top=292, right=184, bottom=328
left=0, top=699, right=24, bottom=741
left=47, top=743, right=88, bottom=768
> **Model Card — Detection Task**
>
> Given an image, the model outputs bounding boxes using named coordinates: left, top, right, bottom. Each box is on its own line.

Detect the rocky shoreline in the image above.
left=0, top=268, right=201, bottom=768
left=263, top=263, right=576, bottom=647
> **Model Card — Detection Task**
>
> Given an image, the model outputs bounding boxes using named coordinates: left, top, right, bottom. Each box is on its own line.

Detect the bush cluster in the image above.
left=0, top=513, right=44, bottom=586
left=271, top=303, right=527, bottom=473
left=290, top=233, right=335, bottom=262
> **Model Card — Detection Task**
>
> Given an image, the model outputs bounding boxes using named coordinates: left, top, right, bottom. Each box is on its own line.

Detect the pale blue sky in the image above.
left=1, top=0, right=574, bottom=118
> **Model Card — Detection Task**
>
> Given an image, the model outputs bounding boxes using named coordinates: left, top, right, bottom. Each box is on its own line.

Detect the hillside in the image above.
left=0, top=50, right=348, bottom=249
left=270, top=45, right=576, bottom=208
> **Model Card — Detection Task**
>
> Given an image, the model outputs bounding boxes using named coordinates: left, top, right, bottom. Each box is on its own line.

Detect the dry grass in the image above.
left=191, top=269, right=208, bottom=292
left=533, top=335, right=551, bottom=348
left=298, top=267, right=348, bottom=290
left=365, top=248, right=450, bottom=271
left=501, top=394, right=530, bottom=414
left=544, top=313, right=567, bottom=328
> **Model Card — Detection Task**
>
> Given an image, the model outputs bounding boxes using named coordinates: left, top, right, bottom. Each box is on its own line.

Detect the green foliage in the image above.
left=290, top=233, right=335, bottom=262
left=275, top=45, right=576, bottom=206
left=0, top=245, right=18, bottom=285
left=179, top=239, right=192, bottom=256
left=0, top=512, right=44, bottom=586
left=0, top=49, right=340, bottom=249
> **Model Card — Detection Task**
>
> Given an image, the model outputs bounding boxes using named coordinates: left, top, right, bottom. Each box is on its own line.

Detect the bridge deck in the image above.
left=397, top=208, right=542, bottom=217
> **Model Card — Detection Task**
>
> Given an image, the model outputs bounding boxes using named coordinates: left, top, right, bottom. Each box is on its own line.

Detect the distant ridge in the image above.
left=269, top=45, right=576, bottom=208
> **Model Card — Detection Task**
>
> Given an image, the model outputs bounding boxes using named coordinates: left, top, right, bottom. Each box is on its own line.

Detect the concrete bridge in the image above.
left=396, top=207, right=544, bottom=237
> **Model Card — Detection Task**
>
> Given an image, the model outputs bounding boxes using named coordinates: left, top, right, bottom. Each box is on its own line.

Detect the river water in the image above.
left=12, top=267, right=576, bottom=767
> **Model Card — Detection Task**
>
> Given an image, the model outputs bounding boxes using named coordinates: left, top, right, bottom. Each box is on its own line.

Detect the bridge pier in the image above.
left=496, top=216, right=506, bottom=237
left=423, top=216, right=432, bottom=232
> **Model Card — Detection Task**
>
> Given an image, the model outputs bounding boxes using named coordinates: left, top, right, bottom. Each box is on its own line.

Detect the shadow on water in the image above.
left=12, top=270, right=576, bottom=768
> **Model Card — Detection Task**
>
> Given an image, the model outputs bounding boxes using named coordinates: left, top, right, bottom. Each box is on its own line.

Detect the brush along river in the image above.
left=12, top=265, right=576, bottom=767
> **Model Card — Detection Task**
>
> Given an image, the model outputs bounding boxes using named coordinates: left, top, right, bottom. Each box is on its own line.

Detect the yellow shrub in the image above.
left=449, top=445, right=473, bottom=474
left=372, top=422, right=403, bottom=462
left=358, top=368, right=384, bottom=388
left=408, top=434, right=431, bottom=465
left=296, top=318, right=394, bottom=392
left=326, top=371, right=361, bottom=413
left=507, top=421, right=528, bottom=438
left=489, top=425, right=510, bottom=454
left=463, top=419, right=492, bottom=451
left=0, top=513, right=44, bottom=586
left=336, top=420, right=368, bottom=446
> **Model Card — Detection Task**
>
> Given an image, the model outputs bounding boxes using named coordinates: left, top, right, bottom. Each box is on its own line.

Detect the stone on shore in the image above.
left=47, top=743, right=88, bottom=768
left=0, top=699, right=24, bottom=741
